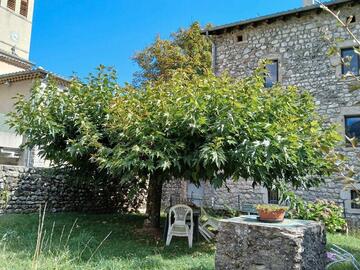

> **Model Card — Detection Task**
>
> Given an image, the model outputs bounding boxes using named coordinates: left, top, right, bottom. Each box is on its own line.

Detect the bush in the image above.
left=289, top=197, right=347, bottom=233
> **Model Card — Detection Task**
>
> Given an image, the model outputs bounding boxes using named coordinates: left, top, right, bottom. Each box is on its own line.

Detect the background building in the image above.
left=163, top=0, right=360, bottom=225
left=0, top=0, right=67, bottom=166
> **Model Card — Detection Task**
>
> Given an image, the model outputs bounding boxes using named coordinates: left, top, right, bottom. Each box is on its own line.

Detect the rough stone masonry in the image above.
left=0, top=165, right=145, bottom=214
left=215, top=216, right=326, bottom=270
left=163, top=1, right=360, bottom=226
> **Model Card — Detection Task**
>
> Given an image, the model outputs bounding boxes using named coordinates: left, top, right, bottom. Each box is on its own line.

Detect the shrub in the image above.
left=289, top=197, right=347, bottom=233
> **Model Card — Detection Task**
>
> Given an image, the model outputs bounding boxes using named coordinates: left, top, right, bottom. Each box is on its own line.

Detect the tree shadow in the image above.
left=0, top=212, right=215, bottom=269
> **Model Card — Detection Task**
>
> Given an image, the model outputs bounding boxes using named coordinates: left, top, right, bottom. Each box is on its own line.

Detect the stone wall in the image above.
left=216, top=217, right=326, bottom=270
left=207, top=2, right=360, bottom=224
left=0, top=165, right=145, bottom=214
left=161, top=179, right=187, bottom=208
left=162, top=2, right=360, bottom=225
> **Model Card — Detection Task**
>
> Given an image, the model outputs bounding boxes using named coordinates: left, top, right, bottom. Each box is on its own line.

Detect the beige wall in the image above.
left=0, top=0, right=34, bottom=60
left=0, top=79, right=34, bottom=165
left=0, top=60, right=25, bottom=75
left=0, top=79, right=33, bottom=114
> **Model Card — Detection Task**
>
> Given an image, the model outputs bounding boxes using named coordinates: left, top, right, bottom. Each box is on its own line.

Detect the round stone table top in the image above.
left=221, top=215, right=320, bottom=230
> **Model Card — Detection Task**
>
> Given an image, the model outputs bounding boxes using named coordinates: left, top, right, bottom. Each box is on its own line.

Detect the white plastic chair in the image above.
left=326, top=244, right=360, bottom=270
left=166, top=204, right=194, bottom=248
left=199, top=208, right=219, bottom=242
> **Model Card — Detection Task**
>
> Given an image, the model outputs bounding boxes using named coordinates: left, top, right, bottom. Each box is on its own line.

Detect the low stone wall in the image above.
left=216, top=216, right=326, bottom=270
left=0, top=165, right=145, bottom=214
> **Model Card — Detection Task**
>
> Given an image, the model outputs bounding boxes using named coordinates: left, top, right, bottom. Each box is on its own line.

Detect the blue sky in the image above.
left=30, top=0, right=302, bottom=85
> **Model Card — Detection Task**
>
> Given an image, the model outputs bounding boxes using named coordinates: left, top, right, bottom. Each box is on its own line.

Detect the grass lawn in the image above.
left=0, top=213, right=358, bottom=270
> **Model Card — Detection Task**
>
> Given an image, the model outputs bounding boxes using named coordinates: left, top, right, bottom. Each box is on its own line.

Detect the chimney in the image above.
left=303, top=0, right=315, bottom=6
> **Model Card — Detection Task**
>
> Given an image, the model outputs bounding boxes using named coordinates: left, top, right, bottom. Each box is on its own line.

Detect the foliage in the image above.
left=256, top=204, right=288, bottom=212
left=287, top=192, right=347, bottom=233
left=8, top=66, right=116, bottom=169
left=7, top=67, right=146, bottom=212
left=99, top=66, right=341, bottom=192
left=132, top=22, right=212, bottom=86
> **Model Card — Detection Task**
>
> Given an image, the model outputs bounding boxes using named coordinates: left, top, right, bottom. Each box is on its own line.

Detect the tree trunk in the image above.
left=144, top=174, right=163, bottom=228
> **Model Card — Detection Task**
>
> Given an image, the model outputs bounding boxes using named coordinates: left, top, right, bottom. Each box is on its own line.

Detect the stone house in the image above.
left=163, top=0, right=360, bottom=225
left=0, top=0, right=67, bottom=167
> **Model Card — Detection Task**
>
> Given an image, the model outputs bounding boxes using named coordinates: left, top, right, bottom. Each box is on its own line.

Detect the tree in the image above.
left=8, top=66, right=146, bottom=211
left=97, top=67, right=341, bottom=228
left=132, top=22, right=212, bottom=86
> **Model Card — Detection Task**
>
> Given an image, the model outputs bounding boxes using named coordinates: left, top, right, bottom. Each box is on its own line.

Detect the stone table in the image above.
left=215, top=215, right=326, bottom=270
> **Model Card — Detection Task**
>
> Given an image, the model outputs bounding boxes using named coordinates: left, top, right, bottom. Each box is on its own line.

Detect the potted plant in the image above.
left=256, top=204, right=288, bottom=222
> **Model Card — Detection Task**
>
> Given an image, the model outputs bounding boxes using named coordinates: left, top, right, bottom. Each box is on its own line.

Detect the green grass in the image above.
left=0, top=213, right=215, bottom=270
left=327, top=231, right=360, bottom=270
left=0, top=213, right=358, bottom=270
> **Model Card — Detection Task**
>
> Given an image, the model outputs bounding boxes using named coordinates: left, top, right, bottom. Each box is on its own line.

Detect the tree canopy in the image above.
left=132, top=22, right=212, bottom=86
left=8, top=22, right=341, bottom=228
left=93, top=67, right=340, bottom=226
left=8, top=66, right=117, bottom=172
left=99, top=68, right=340, bottom=191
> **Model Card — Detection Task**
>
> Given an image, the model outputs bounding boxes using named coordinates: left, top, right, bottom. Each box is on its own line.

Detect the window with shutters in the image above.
left=7, top=0, right=16, bottom=11
left=20, top=0, right=28, bottom=17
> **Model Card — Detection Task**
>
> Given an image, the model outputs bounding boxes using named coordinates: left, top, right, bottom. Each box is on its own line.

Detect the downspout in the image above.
left=206, top=31, right=217, bottom=75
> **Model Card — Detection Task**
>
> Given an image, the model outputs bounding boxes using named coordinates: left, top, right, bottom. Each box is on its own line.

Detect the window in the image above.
left=341, top=48, right=360, bottom=76
left=345, top=115, right=360, bottom=142
left=237, top=35, right=244, bottom=42
left=264, top=60, right=279, bottom=88
left=20, top=0, right=28, bottom=17
left=351, top=190, right=360, bottom=209
left=346, top=16, right=356, bottom=24
left=267, top=189, right=279, bottom=204
left=7, top=0, right=16, bottom=11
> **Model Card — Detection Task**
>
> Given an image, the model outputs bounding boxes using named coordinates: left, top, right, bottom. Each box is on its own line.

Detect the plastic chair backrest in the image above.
left=169, top=204, right=193, bottom=225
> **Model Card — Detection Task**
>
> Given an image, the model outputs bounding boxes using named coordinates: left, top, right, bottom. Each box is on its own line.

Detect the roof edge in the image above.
left=0, top=49, right=34, bottom=69
left=0, top=68, right=70, bottom=86
left=204, top=0, right=354, bottom=35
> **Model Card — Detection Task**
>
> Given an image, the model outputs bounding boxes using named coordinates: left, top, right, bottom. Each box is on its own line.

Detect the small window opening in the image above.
left=7, top=0, right=16, bottom=11
left=267, top=189, right=279, bottom=204
left=351, top=190, right=360, bottom=209
left=20, top=0, right=28, bottom=17
left=237, top=35, right=244, bottom=42
left=264, top=60, right=279, bottom=88
left=347, top=16, right=356, bottom=24
left=341, top=48, right=360, bottom=76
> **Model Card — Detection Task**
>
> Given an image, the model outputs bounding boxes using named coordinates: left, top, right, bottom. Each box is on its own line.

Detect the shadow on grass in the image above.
left=0, top=212, right=215, bottom=269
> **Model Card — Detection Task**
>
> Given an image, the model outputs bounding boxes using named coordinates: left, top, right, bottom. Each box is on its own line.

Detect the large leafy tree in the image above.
left=97, top=67, right=341, bottom=228
left=8, top=66, right=116, bottom=167
left=132, top=22, right=212, bottom=86
left=8, top=67, right=146, bottom=211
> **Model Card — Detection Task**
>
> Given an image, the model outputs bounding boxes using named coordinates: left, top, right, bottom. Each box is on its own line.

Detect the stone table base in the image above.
left=215, top=215, right=326, bottom=270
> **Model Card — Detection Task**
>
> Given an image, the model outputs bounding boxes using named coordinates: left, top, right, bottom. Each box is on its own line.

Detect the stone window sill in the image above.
left=346, top=209, right=360, bottom=215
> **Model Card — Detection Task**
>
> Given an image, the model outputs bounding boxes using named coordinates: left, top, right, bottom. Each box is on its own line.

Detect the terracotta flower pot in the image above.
left=256, top=204, right=288, bottom=223
left=257, top=209, right=286, bottom=222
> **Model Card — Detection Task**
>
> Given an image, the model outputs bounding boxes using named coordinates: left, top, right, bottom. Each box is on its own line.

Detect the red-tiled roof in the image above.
left=0, top=68, right=69, bottom=86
